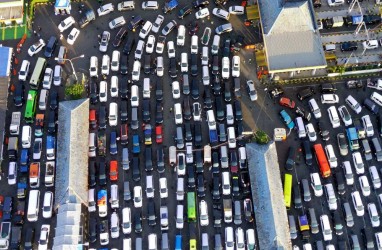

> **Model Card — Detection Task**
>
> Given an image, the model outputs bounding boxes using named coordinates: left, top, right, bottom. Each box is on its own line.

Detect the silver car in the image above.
left=246, top=80, right=257, bottom=101
left=215, top=23, right=232, bottom=35
left=337, top=133, right=348, bottom=156
left=99, top=31, right=110, bottom=52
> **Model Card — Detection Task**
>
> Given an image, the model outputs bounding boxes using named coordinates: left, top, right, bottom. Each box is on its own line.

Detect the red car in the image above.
left=156, top=125, right=163, bottom=144
left=279, top=97, right=295, bottom=109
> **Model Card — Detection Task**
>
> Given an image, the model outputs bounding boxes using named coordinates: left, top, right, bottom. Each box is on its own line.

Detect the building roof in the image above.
left=246, top=142, right=291, bottom=250
left=54, top=98, right=89, bottom=208
left=55, top=0, right=70, bottom=8
left=259, top=0, right=326, bottom=73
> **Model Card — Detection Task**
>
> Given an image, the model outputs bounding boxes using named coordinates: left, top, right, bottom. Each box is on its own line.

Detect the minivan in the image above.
left=308, top=98, right=321, bottom=119
left=308, top=208, right=319, bottom=234
left=211, top=35, right=220, bottom=55
left=289, top=215, right=297, bottom=239
left=176, top=204, right=184, bottom=229
left=39, top=89, right=48, bottom=110
left=343, top=202, right=354, bottom=227
left=372, top=137, right=382, bottom=161
left=225, top=227, right=234, bottom=249
left=177, top=25, right=185, bottom=46
left=57, top=46, right=67, bottom=64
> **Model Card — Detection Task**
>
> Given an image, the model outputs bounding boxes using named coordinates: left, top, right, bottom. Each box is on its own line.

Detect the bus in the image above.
left=187, top=192, right=196, bottom=221
left=29, top=57, right=46, bottom=89
left=283, top=173, right=292, bottom=209
left=24, top=90, right=37, bottom=123
left=313, top=143, right=331, bottom=178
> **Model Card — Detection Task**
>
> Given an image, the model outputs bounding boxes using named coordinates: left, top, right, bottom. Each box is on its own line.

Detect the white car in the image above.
left=368, top=203, right=380, bottom=227
left=97, top=3, right=114, bottom=16
left=139, top=21, right=153, bottom=39
left=352, top=191, right=365, bottom=216
left=111, top=212, right=120, bottom=239
left=232, top=55, right=240, bottom=77
left=53, top=65, right=62, bottom=86
left=67, top=28, right=80, bottom=45
left=167, top=41, right=175, bottom=58
left=310, top=173, right=323, bottom=197
left=159, top=177, right=168, bottom=198
left=199, top=200, right=209, bottom=226
left=156, top=36, right=165, bottom=54
left=28, top=39, right=45, bottom=56
left=111, top=51, right=120, bottom=72
left=305, top=123, right=317, bottom=142
left=212, top=8, right=230, bottom=20
left=246, top=80, right=258, bottom=101
left=186, top=142, right=193, bottom=164
left=152, top=15, right=164, bottom=33
left=352, top=152, right=365, bottom=174
left=363, top=39, right=379, bottom=50
left=134, top=40, right=145, bottom=60
left=146, top=35, right=156, bottom=54
left=320, top=215, right=332, bottom=241
left=228, top=5, right=245, bottom=15
left=7, top=162, right=17, bottom=185
left=133, top=186, right=142, bottom=208
left=215, top=23, right=233, bottom=34
left=99, top=81, right=108, bottom=102
left=118, top=1, right=135, bottom=11
left=38, top=225, right=50, bottom=250
left=172, top=81, right=181, bottom=99
left=122, top=208, right=131, bottom=234
left=324, top=144, right=338, bottom=168
left=174, top=103, right=183, bottom=124
left=42, top=191, right=53, bottom=218
left=177, top=153, right=186, bottom=175
left=99, top=31, right=110, bottom=52
left=42, top=67, right=53, bottom=89
left=222, top=57, right=230, bottom=79
left=109, top=16, right=126, bottom=30
left=338, top=105, right=352, bottom=126
left=110, top=76, right=118, bottom=97
left=193, top=102, right=202, bottom=121
left=89, top=56, right=98, bottom=78
left=359, top=175, right=371, bottom=196
left=58, top=16, right=75, bottom=32
left=101, top=54, right=110, bottom=75
left=131, top=85, right=139, bottom=107
left=196, top=8, right=210, bottom=19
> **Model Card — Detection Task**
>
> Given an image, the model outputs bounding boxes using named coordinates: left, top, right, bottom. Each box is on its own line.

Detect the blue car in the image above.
left=110, top=131, right=118, bottom=155
left=132, top=134, right=140, bottom=154
left=280, top=110, right=295, bottom=129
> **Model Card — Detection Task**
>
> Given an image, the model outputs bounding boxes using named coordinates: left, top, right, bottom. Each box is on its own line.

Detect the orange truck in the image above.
left=29, top=163, right=40, bottom=188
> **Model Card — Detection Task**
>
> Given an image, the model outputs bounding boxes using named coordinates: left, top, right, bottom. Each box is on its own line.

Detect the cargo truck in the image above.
left=346, top=127, right=360, bottom=151
left=7, top=137, right=18, bottom=160
left=223, top=199, right=232, bottom=223
left=9, top=112, right=21, bottom=136
left=298, top=215, right=310, bottom=240
left=98, top=190, right=107, bottom=218
left=0, top=222, right=11, bottom=249
left=323, top=16, right=344, bottom=29
left=29, top=162, right=40, bottom=188
left=44, top=161, right=55, bottom=187
left=17, top=177, right=27, bottom=199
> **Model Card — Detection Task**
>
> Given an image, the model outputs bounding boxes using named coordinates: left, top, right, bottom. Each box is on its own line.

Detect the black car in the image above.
left=44, top=36, right=57, bottom=58
left=187, top=164, right=196, bottom=188
left=285, top=146, right=296, bottom=171
left=219, top=123, right=227, bottom=142
left=13, top=83, right=24, bottom=107
left=302, top=140, right=313, bottom=166
left=231, top=35, right=244, bottom=52
left=203, top=89, right=213, bottom=109
left=340, top=41, right=358, bottom=52
left=89, top=161, right=96, bottom=187
left=195, top=150, right=203, bottom=172
left=317, top=122, right=329, bottom=141
left=295, top=106, right=311, bottom=122
left=156, top=102, right=164, bottom=124
left=123, top=37, right=136, bottom=55
left=191, top=78, right=199, bottom=100
left=98, top=105, right=107, bottom=129
left=224, top=81, right=232, bottom=102
left=212, top=174, right=221, bottom=200
left=332, top=210, right=344, bottom=235
left=188, top=21, right=199, bottom=35
left=132, top=157, right=140, bottom=181
left=113, top=27, right=127, bottom=47
left=178, top=5, right=192, bottom=19
left=215, top=96, right=225, bottom=121
left=236, top=120, right=244, bottom=138
left=194, top=122, right=202, bottom=147
left=212, top=55, right=219, bottom=75
left=320, top=83, right=336, bottom=93
left=120, top=55, right=128, bottom=75
left=88, top=80, right=98, bottom=104
left=23, top=228, right=35, bottom=250
left=144, top=54, right=152, bottom=75
left=145, top=147, right=153, bottom=171
left=193, top=0, right=209, bottom=8
left=47, top=111, right=56, bottom=134
left=334, top=170, right=346, bottom=195
left=184, top=122, right=193, bottom=141
left=157, top=147, right=165, bottom=173
left=212, top=75, right=221, bottom=95
left=211, top=151, right=219, bottom=174
left=244, top=199, right=254, bottom=222
left=128, top=15, right=144, bottom=30
left=156, top=79, right=163, bottom=101
left=99, top=160, right=106, bottom=186
left=142, top=100, right=150, bottom=123
left=49, top=90, right=58, bottom=110
left=240, top=171, right=250, bottom=193
left=223, top=39, right=231, bottom=57
left=120, top=100, right=128, bottom=121
left=147, top=199, right=156, bottom=226
left=190, top=54, right=198, bottom=76
left=89, top=218, right=97, bottom=243
left=134, top=211, right=143, bottom=233
left=183, top=97, right=192, bottom=120
left=234, top=100, right=243, bottom=121
left=197, top=174, right=205, bottom=197
left=361, top=228, right=374, bottom=249
left=169, top=58, right=178, bottom=78
left=232, top=176, right=240, bottom=197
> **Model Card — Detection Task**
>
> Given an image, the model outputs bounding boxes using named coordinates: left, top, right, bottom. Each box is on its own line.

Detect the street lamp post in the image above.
left=54, top=54, right=85, bottom=82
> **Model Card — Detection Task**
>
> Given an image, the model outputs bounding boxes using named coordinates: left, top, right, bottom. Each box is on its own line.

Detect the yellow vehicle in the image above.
left=190, top=239, right=197, bottom=250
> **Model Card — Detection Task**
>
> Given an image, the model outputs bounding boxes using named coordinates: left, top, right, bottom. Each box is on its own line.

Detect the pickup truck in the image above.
left=45, top=161, right=55, bottom=187
left=34, top=114, right=44, bottom=137
left=9, top=112, right=21, bottom=136
left=99, top=220, right=109, bottom=246
left=17, top=177, right=27, bottom=199
left=0, top=222, right=11, bottom=249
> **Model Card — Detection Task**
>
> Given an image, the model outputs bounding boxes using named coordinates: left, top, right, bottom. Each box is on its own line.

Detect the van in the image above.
left=321, top=94, right=339, bottom=104
left=123, top=238, right=132, bottom=250
left=202, top=46, right=209, bottom=66
left=146, top=175, right=154, bottom=198
left=227, top=127, right=236, bottom=149
left=325, top=183, right=337, bottom=210
left=143, top=1, right=159, bottom=9
left=143, top=78, right=151, bottom=99
left=53, top=65, right=62, bottom=86
left=122, top=148, right=129, bottom=170
left=176, top=126, right=184, bottom=149
left=343, top=202, right=354, bottom=227
left=225, top=227, right=234, bottom=249
left=176, top=204, right=184, bottom=229
left=222, top=172, right=231, bottom=196
left=176, top=178, right=184, bottom=200
left=372, top=137, right=382, bottom=162
left=119, top=0, right=134, bottom=10
left=201, top=233, right=209, bottom=249
left=132, top=60, right=141, bottom=81
left=135, top=40, right=145, bottom=59
left=180, top=53, right=188, bottom=72
left=88, top=188, right=96, bottom=212
left=211, top=35, right=220, bottom=55
left=361, top=139, right=373, bottom=161
left=22, top=125, right=32, bottom=148
left=139, top=21, right=153, bottom=38
left=308, top=98, right=322, bottom=119
left=130, top=107, right=138, bottom=130
left=109, top=102, right=118, bottom=126
left=181, top=74, right=189, bottom=95
left=202, top=66, right=210, bottom=85
left=328, top=106, right=340, bottom=128
left=345, top=95, right=362, bottom=114
left=324, top=44, right=336, bottom=52
left=110, top=184, right=119, bottom=209
left=234, top=200, right=242, bottom=225
left=27, top=190, right=40, bottom=222
left=174, top=103, right=183, bottom=125
left=156, top=56, right=164, bottom=77
left=342, top=161, right=354, bottom=185
left=301, top=179, right=311, bottom=201
left=88, top=132, right=96, bottom=157
left=175, top=235, right=182, bottom=250
left=57, top=46, right=67, bottom=65
left=371, top=92, right=382, bottom=107
left=325, top=144, right=337, bottom=168
left=39, top=89, right=48, bottom=110
left=18, top=60, right=30, bottom=81
left=351, top=191, right=364, bottom=216
left=308, top=208, right=319, bottom=234
left=350, top=234, right=360, bottom=250
left=369, top=165, right=381, bottom=189
left=162, top=233, right=169, bottom=250
left=148, top=233, right=157, bottom=250
left=320, top=215, right=332, bottom=241
left=289, top=215, right=297, bottom=239
left=214, top=234, right=223, bottom=250
left=302, top=140, right=313, bottom=166
left=123, top=181, right=131, bottom=201
left=364, top=97, right=379, bottom=114
left=376, top=232, right=382, bottom=249
left=177, top=25, right=186, bottom=46
left=191, top=35, right=198, bottom=54
left=295, top=117, right=306, bottom=138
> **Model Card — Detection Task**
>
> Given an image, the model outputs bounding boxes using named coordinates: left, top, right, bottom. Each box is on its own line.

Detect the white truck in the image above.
left=0, top=222, right=11, bottom=249
left=368, top=78, right=382, bottom=90
left=9, top=112, right=21, bottom=135
left=44, top=161, right=55, bottom=187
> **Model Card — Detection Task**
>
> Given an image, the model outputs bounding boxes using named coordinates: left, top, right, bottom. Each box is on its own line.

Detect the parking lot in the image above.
left=0, top=0, right=263, bottom=249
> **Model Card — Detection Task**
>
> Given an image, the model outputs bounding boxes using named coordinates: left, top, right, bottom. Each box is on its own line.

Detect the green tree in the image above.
left=254, top=130, right=270, bottom=144
left=65, top=83, right=84, bottom=100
